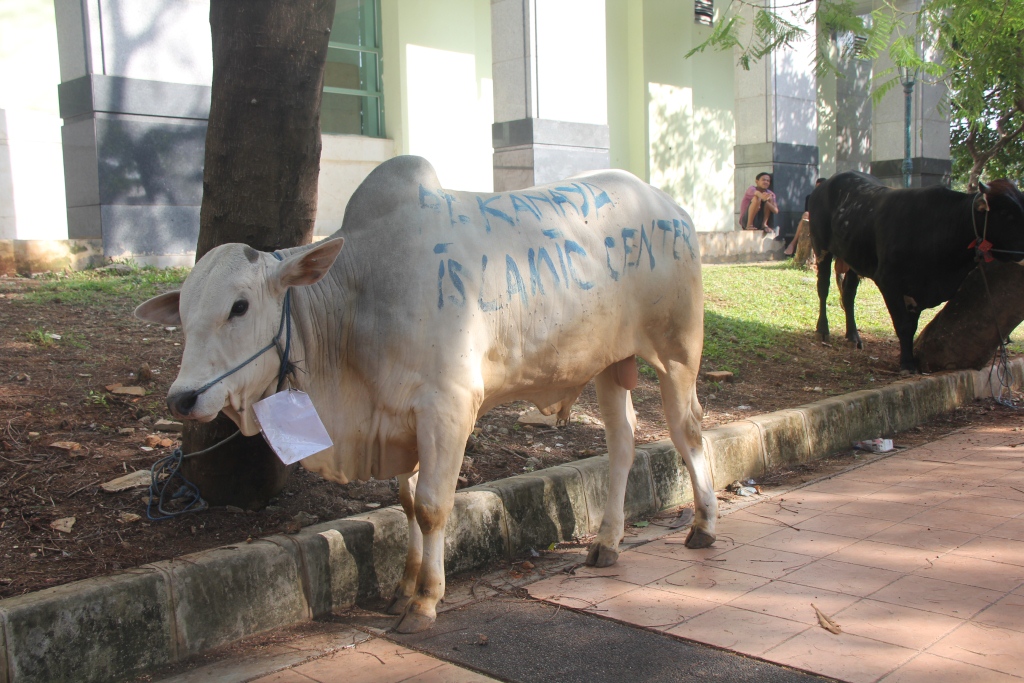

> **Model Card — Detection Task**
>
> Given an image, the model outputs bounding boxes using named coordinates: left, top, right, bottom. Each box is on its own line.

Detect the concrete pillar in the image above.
left=490, top=0, right=610, bottom=191
left=869, top=0, right=949, bottom=188
left=53, top=0, right=212, bottom=265
left=732, top=1, right=818, bottom=240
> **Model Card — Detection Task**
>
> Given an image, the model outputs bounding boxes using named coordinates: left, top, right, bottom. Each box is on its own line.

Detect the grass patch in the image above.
left=701, top=261, right=941, bottom=369
left=25, top=263, right=188, bottom=307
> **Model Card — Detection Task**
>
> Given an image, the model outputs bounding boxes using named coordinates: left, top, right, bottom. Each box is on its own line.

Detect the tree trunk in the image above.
left=914, top=262, right=1024, bottom=373
left=183, top=0, right=336, bottom=509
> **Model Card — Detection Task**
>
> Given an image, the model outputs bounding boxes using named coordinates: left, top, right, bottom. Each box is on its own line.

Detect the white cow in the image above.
left=136, top=155, right=716, bottom=633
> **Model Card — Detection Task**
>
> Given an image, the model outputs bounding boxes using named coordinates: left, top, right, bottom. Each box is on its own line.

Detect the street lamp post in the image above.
left=897, top=65, right=918, bottom=189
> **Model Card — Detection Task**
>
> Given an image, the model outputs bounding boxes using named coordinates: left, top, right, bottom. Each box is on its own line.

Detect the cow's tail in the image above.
left=834, top=258, right=851, bottom=311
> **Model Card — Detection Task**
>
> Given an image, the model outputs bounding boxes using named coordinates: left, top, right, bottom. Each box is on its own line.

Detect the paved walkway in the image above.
left=166, top=421, right=1024, bottom=683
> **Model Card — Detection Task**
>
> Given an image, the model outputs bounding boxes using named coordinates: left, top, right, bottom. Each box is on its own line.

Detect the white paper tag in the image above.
left=252, top=390, right=333, bottom=465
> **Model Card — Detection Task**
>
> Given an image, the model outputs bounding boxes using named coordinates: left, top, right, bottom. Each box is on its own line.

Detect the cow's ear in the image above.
left=135, top=291, right=182, bottom=325
left=974, top=192, right=991, bottom=212
left=276, top=237, right=345, bottom=287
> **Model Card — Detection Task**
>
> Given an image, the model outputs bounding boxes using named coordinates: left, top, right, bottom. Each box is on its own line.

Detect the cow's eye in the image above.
left=229, top=299, right=249, bottom=319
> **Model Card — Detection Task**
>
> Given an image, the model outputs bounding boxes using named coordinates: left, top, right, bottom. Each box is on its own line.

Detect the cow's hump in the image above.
left=341, top=156, right=441, bottom=233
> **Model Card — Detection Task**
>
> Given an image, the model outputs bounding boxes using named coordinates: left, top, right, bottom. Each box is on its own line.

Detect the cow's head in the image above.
left=135, top=238, right=345, bottom=436
left=978, top=180, right=1024, bottom=263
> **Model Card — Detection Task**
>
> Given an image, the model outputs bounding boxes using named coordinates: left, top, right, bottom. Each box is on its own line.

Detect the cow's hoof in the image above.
left=585, top=543, right=619, bottom=567
left=684, top=526, right=716, bottom=549
left=394, top=611, right=435, bottom=634
left=387, top=594, right=412, bottom=616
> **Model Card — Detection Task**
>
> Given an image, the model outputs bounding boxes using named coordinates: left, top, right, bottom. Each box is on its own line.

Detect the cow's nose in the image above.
left=168, top=390, right=199, bottom=418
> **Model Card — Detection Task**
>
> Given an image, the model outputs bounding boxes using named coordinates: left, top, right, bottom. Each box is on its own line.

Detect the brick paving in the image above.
left=175, top=422, right=1024, bottom=683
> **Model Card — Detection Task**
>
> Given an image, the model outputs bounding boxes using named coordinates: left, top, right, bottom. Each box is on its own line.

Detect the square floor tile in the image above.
left=898, top=473, right=981, bottom=494
left=969, top=483, right=1024, bottom=502
left=728, top=501, right=823, bottom=528
left=764, top=626, right=917, bottom=683
left=879, top=652, right=1022, bottom=683
left=750, top=527, right=858, bottom=557
left=831, top=598, right=963, bottom=650
left=404, top=663, right=500, bottom=682
left=869, top=575, right=1004, bottom=619
left=293, top=639, right=443, bottom=683
left=913, top=552, right=1024, bottom=592
left=632, top=536, right=730, bottom=563
left=989, top=518, right=1024, bottom=543
left=826, top=540, right=937, bottom=574
left=802, top=477, right=889, bottom=498
left=251, top=670, right=317, bottom=683
left=951, top=535, right=1024, bottom=567
left=866, top=522, right=976, bottom=553
left=526, top=574, right=636, bottom=609
left=651, top=563, right=771, bottom=603
left=927, top=622, right=1024, bottom=677
left=667, top=605, right=810, bottom=657
left=974, top=593, right=1024, bottom=634
left=954, top=451, right=1024, bottom=470
left=713, top=516, right=788, bottom=544
left=831, top=498, right=925, bottom=523
left=726, top=579, right=859, bottom=626
left=570, top=549, right=691, bottom=586
left=796, top=512, right=898, bottom=539
left=863, top=485, right=955, bottom=508
left=772, top=490, right=859, bottom=512
left=709, top=544, right=815, bottom=579
left=902, top=507, right=1006, bottom=535
left=933, top=494, right=1024, bottom=520
left=592, top=584, right=717, bottom=628
left=782, top=558, right=902, bottom=597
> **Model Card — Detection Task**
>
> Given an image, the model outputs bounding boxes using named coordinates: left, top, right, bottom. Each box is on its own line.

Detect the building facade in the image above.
left=0, top=0, right=949, bottom=270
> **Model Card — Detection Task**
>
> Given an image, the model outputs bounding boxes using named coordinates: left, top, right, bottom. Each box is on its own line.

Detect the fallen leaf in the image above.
left=144, top=435, right=162, bottom=447
left=50, top=441, right=82, bottom=451
left=521, top=560, right=535, bottom=570
left=50, top=517, right=76, bottom=533
left=812, top=604, right=841, bottom=634
left=101, top=470, right=152, bottom=492
left=109, top=386, right=146, bottom=396
left=633, top=521, right=650, bottom=528
left=158, top=438, right=173, bottom=448
left=119, top=512, right=141, bottom=524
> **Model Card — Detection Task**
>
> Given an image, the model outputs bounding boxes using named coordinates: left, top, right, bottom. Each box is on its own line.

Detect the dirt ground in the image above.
left=0, top=271, right=1020, bottom=599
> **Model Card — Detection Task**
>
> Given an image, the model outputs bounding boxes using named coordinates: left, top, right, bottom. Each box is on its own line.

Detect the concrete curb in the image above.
left=2, top=360, right=1021, bottom=683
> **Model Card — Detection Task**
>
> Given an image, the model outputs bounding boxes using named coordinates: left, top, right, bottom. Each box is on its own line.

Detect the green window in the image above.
left=322, top=0, right=384, bottom=137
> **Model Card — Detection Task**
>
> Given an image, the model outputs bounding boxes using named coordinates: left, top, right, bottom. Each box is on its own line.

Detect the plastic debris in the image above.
left=734, top=486, right=758, bottom=497
left=853, top=438, right=894, bottom=453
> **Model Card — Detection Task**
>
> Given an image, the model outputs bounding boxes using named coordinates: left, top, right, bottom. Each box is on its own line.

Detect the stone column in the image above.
left=732, top=1, right=818, bottom=240
left=869, top=7, right=950, bottom=188
left=490, top=0, right=610, bottom=191
left=53, top=0, right=212, bottom=265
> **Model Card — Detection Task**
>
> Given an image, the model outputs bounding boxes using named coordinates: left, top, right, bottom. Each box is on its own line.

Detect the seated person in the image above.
left=739, top=172, right=779, bottom=234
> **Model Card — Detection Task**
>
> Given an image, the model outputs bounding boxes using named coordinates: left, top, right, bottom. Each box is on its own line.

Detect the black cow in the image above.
left=808, top=171, right=1024, bottom=373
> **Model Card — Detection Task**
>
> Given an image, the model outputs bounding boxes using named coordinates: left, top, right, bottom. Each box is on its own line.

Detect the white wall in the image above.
left=0, top=0, right=67, bottom=240
left=383, top=0, right=493, bottom=192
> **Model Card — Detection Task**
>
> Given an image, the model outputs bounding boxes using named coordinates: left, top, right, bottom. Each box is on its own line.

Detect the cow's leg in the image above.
left=586, top=365, right=637, bottom=567
left=841, top=271, right=863, bottom=349
left=815, top=251, right=834, bottom=341
left=387, top=471, right=421, bottom=616
left=395, top=404, right=474, bottom=634
left=880, top=290, right=922, bottom=373
left=659, top=361, right=717, bottom=547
